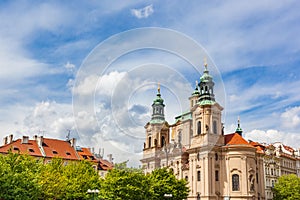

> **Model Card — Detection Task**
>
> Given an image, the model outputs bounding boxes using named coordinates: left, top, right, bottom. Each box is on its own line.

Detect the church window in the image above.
left=197, top=121, right=201, bottom=135
left=197, top=194, right=200, bottom=200
left=161, top=136, right=165, bottom=147
left=215, top=170, right=219, bottom=181
left=213, top=120, right=217, bottom=134
left=154, top=139, right=157, bottom=146
left=232, top=174, right=240, bottom=191
left=185, top=176, right=188, bottom=181
left=197, top=171, right=201, bottom=181
left=149, top=137, right=151, bottom=148
left=215, top=153, right=218, bottom=161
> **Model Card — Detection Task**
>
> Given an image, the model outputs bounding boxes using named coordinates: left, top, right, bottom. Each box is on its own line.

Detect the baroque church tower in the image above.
left=142, top=84, right=170, bottom=173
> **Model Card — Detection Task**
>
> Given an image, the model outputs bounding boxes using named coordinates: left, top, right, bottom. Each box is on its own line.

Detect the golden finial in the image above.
left=238, top=116, right=240, bottom=126
left=204, top=57, right=208, bottom=68
left=158, top=82, right=160, bottom=93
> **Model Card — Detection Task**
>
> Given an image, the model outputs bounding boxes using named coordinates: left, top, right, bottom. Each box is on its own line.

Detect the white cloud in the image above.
left=244, top=129, right=300, bottom=149
left=131, top=4, right=154, bottom=19
left=64, top=61, right=76, bottom=74
left=281, top=106, right=300, bottom=129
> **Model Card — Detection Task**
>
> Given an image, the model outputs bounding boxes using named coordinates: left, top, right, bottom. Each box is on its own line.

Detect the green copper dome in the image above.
left=153, top=92, right=164, bottom=105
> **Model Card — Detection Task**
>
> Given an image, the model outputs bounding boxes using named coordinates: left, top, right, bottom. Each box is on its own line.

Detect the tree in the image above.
left=148, top=168, right=189, bottom=200
left=38, top=158, right=68, bottom=199
left=100, top=162, right=189, bottom=200
left=63, top=160, right=101, bottom=199
left=39, top=158, right=102, bottom=200
left=0, top=152, right=42, bottom=200
left=273, top=174, right=300, bottom=200
left=100, top=168, right=150, bottom=200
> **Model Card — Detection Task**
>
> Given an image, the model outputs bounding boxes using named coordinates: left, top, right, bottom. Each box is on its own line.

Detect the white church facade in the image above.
left=141, top=63, right=265, bottom=200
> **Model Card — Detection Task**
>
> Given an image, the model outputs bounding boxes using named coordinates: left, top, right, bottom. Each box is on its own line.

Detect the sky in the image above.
left=0, top=1, right=300, bottom=166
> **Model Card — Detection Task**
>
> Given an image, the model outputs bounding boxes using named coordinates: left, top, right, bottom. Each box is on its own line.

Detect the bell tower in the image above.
left=141, top=84, right=169, bottom=173
left=191, top=60, right=224, bottom=148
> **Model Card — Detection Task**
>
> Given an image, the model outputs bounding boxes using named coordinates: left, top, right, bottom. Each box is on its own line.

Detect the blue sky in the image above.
left=0, top=1, right=300, bottom=166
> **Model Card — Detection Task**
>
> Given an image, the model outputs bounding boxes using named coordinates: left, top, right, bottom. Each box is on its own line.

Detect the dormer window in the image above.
left=13, top=147, right=19, bottom=151
left=53, top=151, right=58, bottom=154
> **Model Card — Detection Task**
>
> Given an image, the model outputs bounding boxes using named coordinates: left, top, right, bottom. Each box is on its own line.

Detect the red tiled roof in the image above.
left=224, top=133, right=250, bottom=146
left=42, top=138, right=79, bottom=160
left=99, top=158, right=114, bottom=170
left=0, top=139, right=43, bottom=157
left=283, top=145, right=294, bottom=153
left=77, top=147, right=96, bottom=161
left=249, top=141, right=266, bottom=153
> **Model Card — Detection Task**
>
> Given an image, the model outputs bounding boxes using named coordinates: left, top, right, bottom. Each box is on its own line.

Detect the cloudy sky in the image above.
left=1, top=1, right=300, bottom=166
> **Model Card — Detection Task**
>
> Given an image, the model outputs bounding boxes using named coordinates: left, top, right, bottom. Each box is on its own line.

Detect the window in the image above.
left=197, top=171, right=201, bottom=181
left=185, top=176, right=188, bottom=181
left=215, top=170, right=219, bottom=181
left=197, top=121, right=201, bottom=135
left=215, top=153, right=218, bottom=161
left=66, top=152, right=71, bottom=156
left=29, top=148, right=35, bottom=153
left=161, top=136, right=165, bottom=147
left=213, top=120, right=217, bottom=134
left=52, top=150, right=58, bottom=154
left=232, top=174, right=240, bottom=191
left=13, top=147, right=19, bottom=151
left=149, top=137, right=151, bottom=148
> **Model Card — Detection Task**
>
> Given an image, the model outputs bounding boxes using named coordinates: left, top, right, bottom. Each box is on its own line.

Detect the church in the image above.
left=141, top=63, right=265, bottom=200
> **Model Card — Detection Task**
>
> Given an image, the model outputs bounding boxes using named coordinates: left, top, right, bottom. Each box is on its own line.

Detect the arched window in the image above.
left=213, top=120, right=217, bottom=134
left=197, top=121, right=201, bottom=135
left=154, top=139, right=157, bottom=146
left=148, top=137, right=151, bottom=148
left=232, top=174, right=240, bottom=191
left=197, top=171, right=201, bottom=181
left=197, top=194, right=200, bottom=200
left=161, top=136, right=165, bottom=147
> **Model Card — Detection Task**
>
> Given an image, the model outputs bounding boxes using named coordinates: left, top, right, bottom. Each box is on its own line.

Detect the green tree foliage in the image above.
left=148, top=168, right=189, bottom=200
left=0, top=154, right=189, bottom=200
left=0, top=152, right=42, bottom=200
left=0, top=153, right=102, bottom=200
left=100, top=164, right=189, bottom=200
left=273, top=174, right=300, bottom=200
left=63, top=160, right=101, bottom=199
left=100, top=167, right=150, bottom=199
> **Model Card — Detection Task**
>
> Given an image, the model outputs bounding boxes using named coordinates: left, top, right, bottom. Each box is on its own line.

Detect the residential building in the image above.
left=0, top=134, right=113, bottom=176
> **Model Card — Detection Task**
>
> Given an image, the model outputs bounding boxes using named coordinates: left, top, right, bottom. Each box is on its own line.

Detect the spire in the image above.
left=204, top=57, right=208, bottom=71
left=150, top=84, right=165, bottom=124
left=157, top=82, right=160, bottom=94
left=198, top=59, right=215, bottom=105
left=235, top=116, right=243, bottom=136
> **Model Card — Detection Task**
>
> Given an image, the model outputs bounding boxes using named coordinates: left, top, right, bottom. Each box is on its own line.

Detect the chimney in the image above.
left=107, top=154, right=113, bottom=163
left=22, top=136, right=29, bottom=144
left=37, top=136, right=43, bottom=147
left=70, top=138, right=76, bottom=148
left=3, top=136, right=8, bottom=145
left=8, top=134, right=13, bottom=143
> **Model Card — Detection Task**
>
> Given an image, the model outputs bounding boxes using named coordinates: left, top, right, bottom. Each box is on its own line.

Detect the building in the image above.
left=0, top=134, right=113, bottom=177
left=260, top=142, right=299, bottom=200
left=141, top=63, right=266, bottom=200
